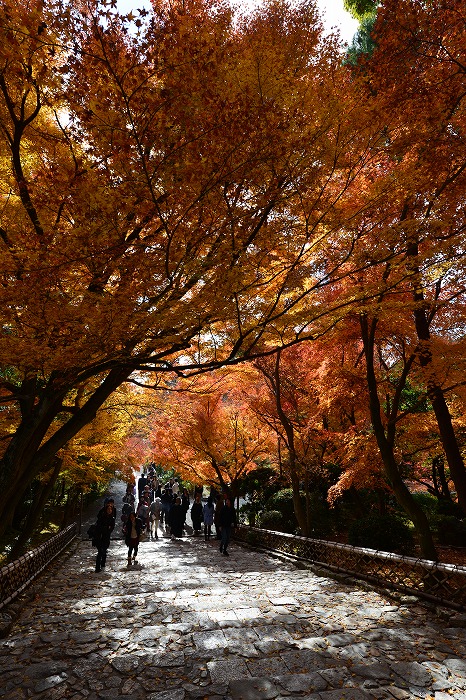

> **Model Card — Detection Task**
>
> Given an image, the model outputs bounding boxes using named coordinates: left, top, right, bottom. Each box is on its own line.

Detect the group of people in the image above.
left=90, top=473, right=238, bottom=572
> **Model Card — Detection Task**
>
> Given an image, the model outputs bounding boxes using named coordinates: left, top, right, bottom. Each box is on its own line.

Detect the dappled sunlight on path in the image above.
left=1, top=510, right=466, bottom=699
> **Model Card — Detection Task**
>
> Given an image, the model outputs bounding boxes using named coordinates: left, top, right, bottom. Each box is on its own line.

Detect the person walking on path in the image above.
left=203, top=496, right=215, bottom=540
left=214, top=494, right=224, bottom=540
left=123, top=484, right=135, bottom=507
left=124, top=511, right=143, bottom=566
left=190, top=494, right=204, bottom=536
left=219, top=496, right=237, bottom=556
left=93, top=501, right=115, bottom=572
left=160, top=487, right=173, bottom=527
left=137, top=472, right=148, bottom=501
left=149, top=497, right=162, bottom=540
left=121, top=501, right=133, bottom=535
left=181, top=488, right=190, bottom=531
left=136, top=498, right=150, bottom=534
left=142, top=483, right=154, bottom=503
left=98, top=496, right=117, bottom=520
left=170, top=497, right=185, bottom=539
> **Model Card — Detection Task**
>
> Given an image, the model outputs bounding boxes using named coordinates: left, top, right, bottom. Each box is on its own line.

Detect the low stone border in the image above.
left=0, top=524, right=78, bottom=616
left=234, top=526, right=466, bottom=611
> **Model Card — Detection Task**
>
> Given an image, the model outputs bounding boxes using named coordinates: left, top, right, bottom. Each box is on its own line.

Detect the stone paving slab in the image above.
left=1, top=489, right=466, bottom=699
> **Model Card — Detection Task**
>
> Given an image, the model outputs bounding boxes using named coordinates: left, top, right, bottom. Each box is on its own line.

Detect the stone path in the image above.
left=1, top=496, right=466, bottom=699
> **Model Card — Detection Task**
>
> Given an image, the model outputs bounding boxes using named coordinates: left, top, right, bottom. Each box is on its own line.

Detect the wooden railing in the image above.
left=235, top=526, right=466, bottom=611
left=0, top=523, right=78, bottom=609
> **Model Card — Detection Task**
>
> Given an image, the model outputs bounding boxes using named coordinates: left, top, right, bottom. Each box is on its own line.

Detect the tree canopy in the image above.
left=0, top=0, right=383, bottom=535
left=0, top=0, right=465, bottom=558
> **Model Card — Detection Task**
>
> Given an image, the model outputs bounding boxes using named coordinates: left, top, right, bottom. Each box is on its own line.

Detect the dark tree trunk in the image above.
left=432, top=456, right=453, bottom=502
left=304, top=472, right=312, bottom=536
left=0, top=367, right=131, bottom=538
left=408, top=238, right=466, bottom=515
left=9, top=458, right=63, bottom=560
left=290, top=470, right=307, bottom=535
left=360, top=315, right=438, bottom=560
left=255, top=352, right=309, bottom=535
left=272, top=352, right=308, bottom=535
left=414, top=310, right=466, bottom=514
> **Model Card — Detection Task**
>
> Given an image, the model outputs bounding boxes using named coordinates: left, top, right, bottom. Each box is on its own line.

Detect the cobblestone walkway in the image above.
left=1, top=512, right=466, bottom=699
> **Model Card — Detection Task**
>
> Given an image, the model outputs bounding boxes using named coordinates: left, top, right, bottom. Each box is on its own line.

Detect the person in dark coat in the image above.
left=98, top=496, right=117, bottom=520
left=214, top=495, right=224, bottom=540
left=203, top=496, right=215, bottom=540
left=137, top=473, right=148, bottom=501
left=170, top=497, right=185, bottom=539
left=123, top=484, right=135, bottom=506
left=121, top=501, right=133, bottom=535
left=180, top=488, right=190, bottom=532
left=160, top=488, right=173, bottom=526
left=219, top=497, right=237, bottom=556
left=124, top=511, right=143, bottom=566
left=190, top=494, right=204, bottom=535
left=93, top=501, right=115, bottom=572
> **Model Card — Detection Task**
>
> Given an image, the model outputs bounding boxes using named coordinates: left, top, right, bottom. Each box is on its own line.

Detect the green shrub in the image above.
left=436, top=516, right=466, bottom=547
left=259, top=510, right=287, bottom=532
left=436, top=500, right=464, bottom=518
left=263, top=488, right=300, bottom=533
left=239, top=502, right=262, bottom=527
left=265, top=488, right=299, bottom=518
left=348, top=513, right=414, bottom=554
left=411, top=492, right=439, bottom=521
left=411, top=492, right=463, bottom=521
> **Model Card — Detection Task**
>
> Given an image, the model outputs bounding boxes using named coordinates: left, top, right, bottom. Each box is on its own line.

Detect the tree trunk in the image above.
left=414, top=310, right=466, bottom=514
left=290, top=471, right=307, bottom=536
left=0, top=367, right=131, bottom=538
left=272, top=352, right=308, bottom=535
left=9, top=458, right=62, bottom=560
left=360, top=314, right=438, bottom=560
left=304, top=472, right=312, bottom=536
left=61, top=487, right=76, bottom=528
left=432, top=456, right=453, bottom=503
left=408, top=238, right=466, bottom=515
left=256, top=352, right=309, bottom=535
left=0, top=385, right=67, bottom=532
left=374, top=429, right=437, bottom=560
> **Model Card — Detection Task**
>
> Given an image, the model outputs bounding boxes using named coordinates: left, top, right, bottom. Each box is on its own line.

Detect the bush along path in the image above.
left=1, top=503, right=466, bottom=700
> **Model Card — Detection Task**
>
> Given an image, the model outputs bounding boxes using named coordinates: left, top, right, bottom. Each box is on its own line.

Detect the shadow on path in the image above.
left=1, top=482, right=466, bottom=699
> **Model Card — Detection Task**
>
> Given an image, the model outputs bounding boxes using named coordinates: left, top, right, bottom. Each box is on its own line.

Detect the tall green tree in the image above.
left=344, top=0, right=377, bottom=20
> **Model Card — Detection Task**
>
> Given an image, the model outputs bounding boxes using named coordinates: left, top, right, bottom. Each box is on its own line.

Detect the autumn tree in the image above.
left=264, top=312, right=450, bottom=558
left=355, top=0, right=466, bottom=516
left=248, top=343, right=349, bottom=536
left=148, top=372, right=274, bottom=495
left=0, top=0, right=385, bottom=536
left=8, top=383, right=142, bottom=554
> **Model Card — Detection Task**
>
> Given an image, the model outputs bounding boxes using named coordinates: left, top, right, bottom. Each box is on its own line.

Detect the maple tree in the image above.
left=250, top=347, right=331, bottom=535
left=59, top=383, right=144, bottom=489
left=353, top=0, right=466, bottom=517
left=8, top=383, right=141, bottom=554
left=357, top=311, right=438, bottom=558
left=148, top=372, right=274, bottom=494
left=2, top=0, right=463, bottom=557
left=293, top=0, right=466, bottom=557
left=0, top=0, right=396, bottom=538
